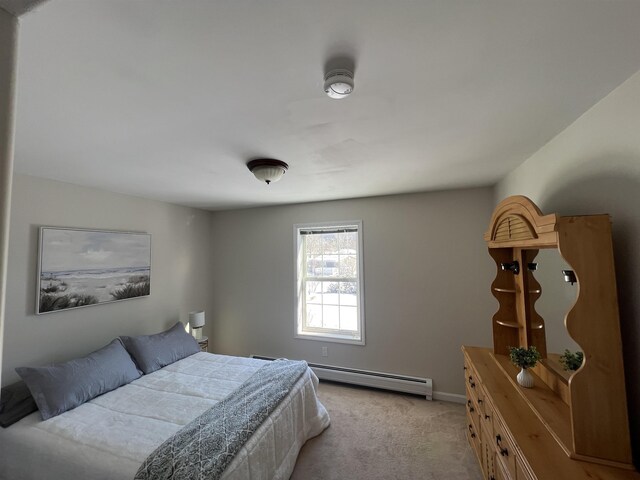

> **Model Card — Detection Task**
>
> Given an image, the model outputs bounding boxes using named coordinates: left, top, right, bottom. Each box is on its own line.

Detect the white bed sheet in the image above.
left=0, top=352, right=330, bottom=480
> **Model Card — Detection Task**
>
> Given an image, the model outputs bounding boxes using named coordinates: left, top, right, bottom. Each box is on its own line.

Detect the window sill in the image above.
left=295, top=331, right=365, bottom=346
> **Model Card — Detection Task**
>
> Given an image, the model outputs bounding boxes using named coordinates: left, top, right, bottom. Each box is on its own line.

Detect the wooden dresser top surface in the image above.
left=462, top=346, right=639, bottom=480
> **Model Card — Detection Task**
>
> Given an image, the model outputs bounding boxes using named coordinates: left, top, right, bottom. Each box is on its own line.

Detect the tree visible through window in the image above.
left=295, top=221, right=364, bottom=344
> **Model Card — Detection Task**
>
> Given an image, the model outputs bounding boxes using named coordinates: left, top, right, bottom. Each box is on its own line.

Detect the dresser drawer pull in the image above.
left=467, top=400, right=475, bottom=412
left=468, top=376, right=476, bottom=388
left=468, top=424, right=476, bottom=438
left=477, top=398, right=483, bottom=404
left=496, top=434, right=509, bottom=456
left=485, top=414, right=490, bottom=420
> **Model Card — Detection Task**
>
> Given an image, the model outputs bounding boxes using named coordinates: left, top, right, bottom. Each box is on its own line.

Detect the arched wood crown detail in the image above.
left=493, top=214, right=536, bottom=242
left=484, top=195, right=558, bottom=247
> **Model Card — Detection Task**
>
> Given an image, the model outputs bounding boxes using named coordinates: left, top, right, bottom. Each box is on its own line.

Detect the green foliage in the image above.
left=40, top=277, right=68, bottom=294
left=559, top=349, right=584, bottom=371
left=509, top=346, right=542, bottom=369
left=41, top=284, right=60, bottom=294
left=111, top=281, right=150, bottom=300
left=39, top=293, right=98, bottom=312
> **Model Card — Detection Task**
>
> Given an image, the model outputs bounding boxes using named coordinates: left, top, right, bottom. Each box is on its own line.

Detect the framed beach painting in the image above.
left=37, top=227, right=151, bottom=314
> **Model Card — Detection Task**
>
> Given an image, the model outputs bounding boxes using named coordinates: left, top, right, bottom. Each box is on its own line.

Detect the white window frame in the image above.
left=294, top=220, right=365, bottom=345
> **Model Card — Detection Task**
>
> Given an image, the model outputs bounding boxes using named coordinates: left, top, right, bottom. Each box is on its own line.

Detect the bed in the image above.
left=0, top=351, right=330, bottom=480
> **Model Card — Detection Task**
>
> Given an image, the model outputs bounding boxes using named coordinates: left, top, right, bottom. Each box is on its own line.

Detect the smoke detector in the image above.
left=323, top=69, right=354, bottom=99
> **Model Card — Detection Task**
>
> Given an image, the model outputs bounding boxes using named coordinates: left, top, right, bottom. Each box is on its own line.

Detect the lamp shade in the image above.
left=189, top=311, right=205, bottom=328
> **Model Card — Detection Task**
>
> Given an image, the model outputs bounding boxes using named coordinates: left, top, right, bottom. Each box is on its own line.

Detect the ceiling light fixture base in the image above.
left=247, top=158, right=289, bottom=184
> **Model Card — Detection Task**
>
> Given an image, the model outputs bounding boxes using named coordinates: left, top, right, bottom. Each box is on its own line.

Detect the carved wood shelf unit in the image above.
left=463, top=195, right=636, bottom=480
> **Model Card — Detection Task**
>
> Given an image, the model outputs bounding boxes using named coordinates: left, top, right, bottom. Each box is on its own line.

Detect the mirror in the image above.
left=529, top=249, right=581, bottom=371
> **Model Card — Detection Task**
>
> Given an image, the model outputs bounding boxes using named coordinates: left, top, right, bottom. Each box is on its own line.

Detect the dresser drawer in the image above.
left=482, top=428, right=495, bottom=480
left=493, top=416, right=517, bottom=480
left=466, top=411, right=482, bottom=465
left=494, top=454, right=513, bottom=480
left=466, top=386, right=482, bottom=432
left=480, top=392, right=494, bottom=440
left=465, top=365, right=481, bottom=405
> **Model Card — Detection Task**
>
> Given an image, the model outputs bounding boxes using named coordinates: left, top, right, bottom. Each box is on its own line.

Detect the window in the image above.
left=294, top=221, right=364, bottom=344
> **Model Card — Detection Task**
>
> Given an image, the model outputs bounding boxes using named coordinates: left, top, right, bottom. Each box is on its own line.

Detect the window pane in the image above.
left=323, top=282, right=340, bottom=306
left=321, top=281, right=334, bottom=293
left=323, top=255, right=339, bottom=277
left=306, top=235, right=322, bottom=254
left=340, top=306, right=358, bottom=331
left=306, top=281, right=323, bottom=304
left=306, top=255, right=323, bottom=276
left=306, top=304, right=323, bottom=328
left=323, top=305, right=340, bottom=329
left=321, top=233, right=340, bottom=254
left=339, top=232, right=357, bottom=252
left=339, top=255, right=357, bottom=277
left=339, top=282, right=357, bottom=306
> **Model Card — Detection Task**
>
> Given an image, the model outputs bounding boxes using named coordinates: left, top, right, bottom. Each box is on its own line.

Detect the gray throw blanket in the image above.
left=134, top=359, right=308, bottom=480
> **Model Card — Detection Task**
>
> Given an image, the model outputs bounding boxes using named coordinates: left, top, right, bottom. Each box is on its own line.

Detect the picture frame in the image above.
left=37, top=227, right=152, bottom=314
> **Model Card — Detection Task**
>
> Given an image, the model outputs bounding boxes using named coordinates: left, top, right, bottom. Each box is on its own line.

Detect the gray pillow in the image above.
left=120, top=322, right=200, bottom=375
left=15, top=338, right=141, bottom=420
left=0, top=381, right=38, bottom=427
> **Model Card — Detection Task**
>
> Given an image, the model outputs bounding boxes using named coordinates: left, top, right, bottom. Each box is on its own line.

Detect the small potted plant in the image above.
left=559, top=349, right=584, bottom=371
left=509, top=346, right=542, bottom=388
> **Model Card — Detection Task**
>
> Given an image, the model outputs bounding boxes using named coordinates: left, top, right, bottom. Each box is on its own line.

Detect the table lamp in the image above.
left=189, top=311, right=205, bottom=340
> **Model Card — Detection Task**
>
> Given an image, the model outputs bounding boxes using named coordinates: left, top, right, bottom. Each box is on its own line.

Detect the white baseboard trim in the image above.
left=432, top=391, right=466, bottom=404
left=314, top=365, right=432, bottom=400
left=251, top=355, right=432, bottom=400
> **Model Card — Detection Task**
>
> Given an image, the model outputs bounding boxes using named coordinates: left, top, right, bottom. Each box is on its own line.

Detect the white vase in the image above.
left=517, top=367, right=534, bottom=388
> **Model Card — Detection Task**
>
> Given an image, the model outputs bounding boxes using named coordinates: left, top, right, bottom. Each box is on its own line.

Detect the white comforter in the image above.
left=0, top=353, right=330, bottom=480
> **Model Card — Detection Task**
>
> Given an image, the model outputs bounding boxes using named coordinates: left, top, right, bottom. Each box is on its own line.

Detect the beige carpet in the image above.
left=290, top=381, right=483, bottom=480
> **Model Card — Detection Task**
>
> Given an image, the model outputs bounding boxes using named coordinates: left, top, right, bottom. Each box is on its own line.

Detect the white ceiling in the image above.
left=0, top=0, right=46, bottom=16
left=10, top=1, right=640, bottom=210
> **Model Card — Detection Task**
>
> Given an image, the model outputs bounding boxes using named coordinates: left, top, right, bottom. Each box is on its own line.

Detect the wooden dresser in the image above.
left=464, top=196, right=638, bottom=480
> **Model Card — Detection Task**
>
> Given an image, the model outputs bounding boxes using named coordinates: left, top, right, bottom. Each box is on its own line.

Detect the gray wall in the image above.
left=496, top=69, right=640, bottom=464
left=210, top=188, right=495, bottom=396
left=1, top=174, right=214, bottom=385
left=0, top=8, right=18, bottom=387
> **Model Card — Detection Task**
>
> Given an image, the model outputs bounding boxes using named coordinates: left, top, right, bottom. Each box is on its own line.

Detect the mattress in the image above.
left=0, top=352, right=330, bottom=480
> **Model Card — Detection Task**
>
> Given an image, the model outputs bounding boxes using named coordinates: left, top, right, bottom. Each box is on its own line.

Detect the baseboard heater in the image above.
left=251, top=355, right=432, bottom=400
